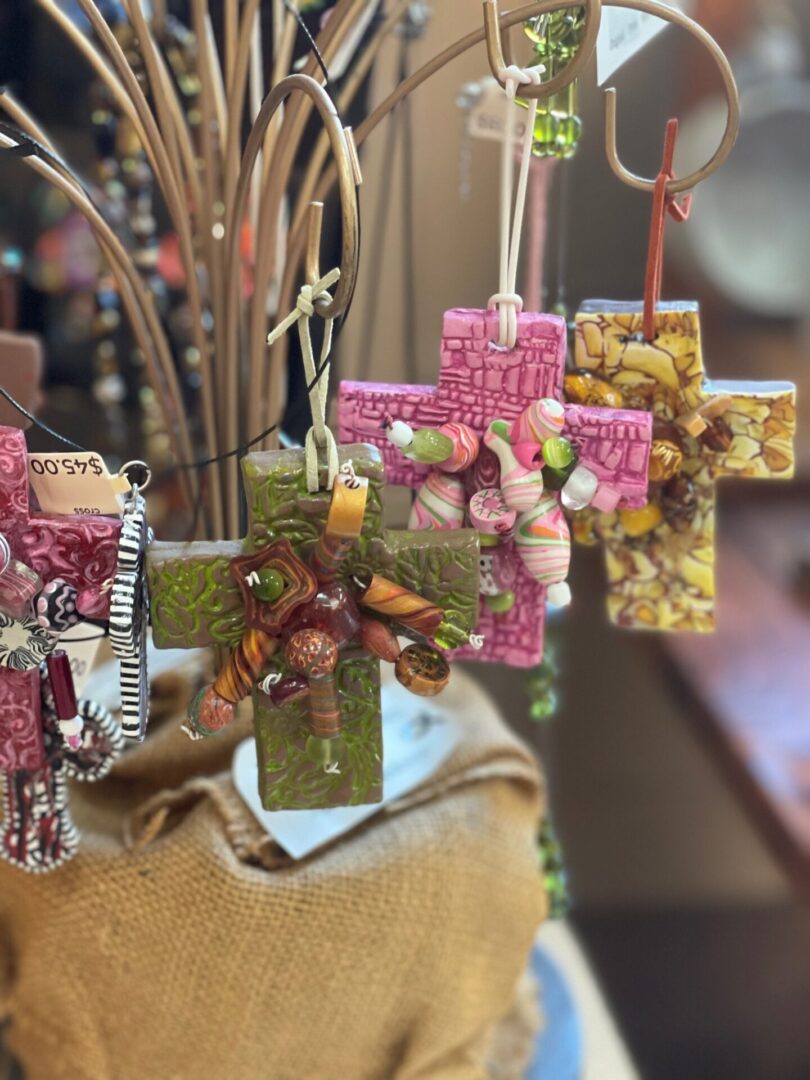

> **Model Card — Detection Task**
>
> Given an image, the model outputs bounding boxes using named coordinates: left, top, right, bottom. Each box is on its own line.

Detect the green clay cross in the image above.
left=146, top=443, right=480, bottom=811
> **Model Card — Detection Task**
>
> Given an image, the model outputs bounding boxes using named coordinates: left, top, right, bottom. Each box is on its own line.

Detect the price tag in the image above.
left=597, top=1, right=692, bottom=84
left=59, top=623, right=106, bottom=697
left=467, top=78, right=530, bottom=145
left=28, top=452, right=130, bottom=517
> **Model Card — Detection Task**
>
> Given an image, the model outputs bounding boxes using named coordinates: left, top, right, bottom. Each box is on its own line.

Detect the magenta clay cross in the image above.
left=0, top=427, right=120, bottom=770
left=339, top=309, right=653, bottom=667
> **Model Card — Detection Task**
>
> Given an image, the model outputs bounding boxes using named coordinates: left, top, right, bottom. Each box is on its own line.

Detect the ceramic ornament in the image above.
left=0, top=427, right=119, bottom=774
left=339, top=309, right=653, bottom=667
left=0, top=663, right=123, bottom=873
left=147, top=443, right=480, bottom=811
left=571, top=302, right=797, bottom=632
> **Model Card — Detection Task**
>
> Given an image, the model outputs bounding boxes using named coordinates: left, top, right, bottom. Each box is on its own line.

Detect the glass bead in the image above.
left=542, top=436, right=576, bottom=470
left=529, top=692, right=558, bottom=721
left=0, top=559, right=42, bottom=621
left=432, top=611, right=469, bottom=651
left=268, top=676, right=309, bottom=708
left=46, top=650, right=78, bottom=721
left=405, top=427, right=455, bottom=466
left=282, top=582, right=360, bottom=649
left=485, top=591, right=515, bottom=615
left=560, top=465, right=599, bottom=511
left=305, top=733, right=345, bottom=768
left=249, top=567, right=286, bottom=603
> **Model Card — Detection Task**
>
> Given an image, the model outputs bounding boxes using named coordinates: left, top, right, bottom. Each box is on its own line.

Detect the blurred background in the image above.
left=0, top=2, right=808, bottom=1077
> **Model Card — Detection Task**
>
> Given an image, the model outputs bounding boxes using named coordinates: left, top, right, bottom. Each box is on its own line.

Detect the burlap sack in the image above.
left=0, top=658, right=547, bottom=1080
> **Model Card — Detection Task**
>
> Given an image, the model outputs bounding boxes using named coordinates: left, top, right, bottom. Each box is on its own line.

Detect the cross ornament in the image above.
left=0, top=667, right=123, bottom=873
left=146, top=442, right=480, bottom=811
left=338, top=309, right=653, bottom=667
left=0, top=427, right=120, bottom=771
left=572, top=302, right=797, bottom=631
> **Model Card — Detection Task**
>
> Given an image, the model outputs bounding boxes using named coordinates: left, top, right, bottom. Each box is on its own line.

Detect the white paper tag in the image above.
left=233, top=674, right=462, bottom=859
left=467, top=78, right=530, bottom=145
left=597, top=1, right=692, bottom=85
left=59, top=623, right=106, bottom=697
left=28, top=452, right=129, bottom=517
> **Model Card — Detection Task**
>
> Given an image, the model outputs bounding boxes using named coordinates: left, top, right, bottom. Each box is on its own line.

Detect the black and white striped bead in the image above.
left=108, top=494, right=151, bottom=741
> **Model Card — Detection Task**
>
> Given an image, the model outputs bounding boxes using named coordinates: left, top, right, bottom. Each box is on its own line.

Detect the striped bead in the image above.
left=214, top=629, right=279, bottom=704
left=484, top=420, right=544, bottom=513
left=436, top=422, right=480, bottom=474
left=512, top=398, right=566, bottom=447
left=408, top=472, right=466, bottom=530
left=514, top=494, right=572, bottom=585
left=356, top=573, right=444, bottom=639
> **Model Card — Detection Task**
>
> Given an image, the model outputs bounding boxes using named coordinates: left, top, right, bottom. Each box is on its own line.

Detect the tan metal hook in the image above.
left=483, top=0, right=602, bottom=99
left=305, top=128, right=362, bottom=304
left=604, top=0, right=740, bottom=195
left=229, top=73, right=360, bottom=320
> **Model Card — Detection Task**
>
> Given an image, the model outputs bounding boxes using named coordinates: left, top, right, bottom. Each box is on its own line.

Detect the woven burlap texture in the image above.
left=0, top=660, right=547, bottom=1080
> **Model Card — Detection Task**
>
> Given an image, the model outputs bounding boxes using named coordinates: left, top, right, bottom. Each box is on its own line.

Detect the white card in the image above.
left=597, top=1, right=692, bottom=85
left=59, top=623, right=106, bottom=697
left=467, top=78, right=532, bottom=145
left=233, top=675, right=462, bottom=860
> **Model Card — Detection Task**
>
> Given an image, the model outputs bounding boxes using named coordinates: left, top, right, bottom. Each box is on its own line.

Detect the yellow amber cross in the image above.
left=571, top=302, right=796, bottom=632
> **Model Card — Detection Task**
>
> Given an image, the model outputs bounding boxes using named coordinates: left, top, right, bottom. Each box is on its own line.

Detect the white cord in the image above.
left=267, top=267, right=341, bottom=493
left=488, top=66, right=542, bottom=349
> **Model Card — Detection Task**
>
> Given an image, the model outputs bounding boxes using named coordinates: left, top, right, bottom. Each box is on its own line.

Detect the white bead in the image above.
left=59, top=717, right=84, bottom=736
left=546, top=582, right=572, bottom=608
left=561, top=465, right=599, bottom=511
left=386, top=420, right=414, bottom=450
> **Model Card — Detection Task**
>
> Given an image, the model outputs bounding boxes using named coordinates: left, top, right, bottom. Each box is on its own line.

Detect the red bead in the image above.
left=46, top=650, right=78, bottom=720
left=269, top=676, right=309, bottom=708
left=282, top=582, right=360, bottom=648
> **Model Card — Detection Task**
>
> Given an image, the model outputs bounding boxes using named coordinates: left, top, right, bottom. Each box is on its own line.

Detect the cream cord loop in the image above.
left=267, top=267, right=341, bottom=493
left=487, top=65, right=542, bottom=349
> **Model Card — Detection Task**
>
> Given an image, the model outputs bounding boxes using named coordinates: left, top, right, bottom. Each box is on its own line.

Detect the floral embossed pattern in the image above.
left=147, top=443, right=479, bottom=810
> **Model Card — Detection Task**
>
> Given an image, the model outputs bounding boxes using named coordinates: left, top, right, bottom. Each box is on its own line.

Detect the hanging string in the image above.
left=643, top=119, right=692, bottom=342
left=283, top=0, right=333, bottom=99
left=267, top=267, right=341, bottom=493
left=488, top=66, right=542, bottom=349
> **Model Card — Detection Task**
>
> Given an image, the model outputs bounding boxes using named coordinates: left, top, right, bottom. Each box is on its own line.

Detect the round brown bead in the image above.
left=394, top=644, right=450, bottom=698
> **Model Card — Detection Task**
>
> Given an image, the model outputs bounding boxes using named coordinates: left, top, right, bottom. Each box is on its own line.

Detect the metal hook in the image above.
left=229, top=74, right=361, bottom=321
left=604, top=1, right=740, bottom=195
left=483, top=0, right=602, bottom=99
left=305, top=127, right=362, bottom=309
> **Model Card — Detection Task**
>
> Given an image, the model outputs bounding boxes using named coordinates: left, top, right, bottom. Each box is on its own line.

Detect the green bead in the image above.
left=250, top=567, right=285, bottom=603
left=543, top=436, right=576, bottom=470
left=305, top=733, right=345, bottom=767
left=485, top=591, right=516, bottom=615
left=433, top=610, right=469, bottom=650
left=406, top=428, right=454, bottom=465
left=532, top=109, right=559, bottom=155
left=543, top=460, right=578, bottom=491
left=529, top=692, right=558, bottom=721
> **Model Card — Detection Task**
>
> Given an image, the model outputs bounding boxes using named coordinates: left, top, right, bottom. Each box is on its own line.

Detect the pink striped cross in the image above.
left=338, top=309, right=652, bottom=667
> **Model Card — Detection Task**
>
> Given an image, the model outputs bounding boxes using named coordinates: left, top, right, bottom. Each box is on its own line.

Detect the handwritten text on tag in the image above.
left=597, top=1, right=692, bottom=84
